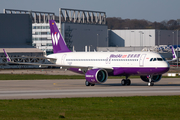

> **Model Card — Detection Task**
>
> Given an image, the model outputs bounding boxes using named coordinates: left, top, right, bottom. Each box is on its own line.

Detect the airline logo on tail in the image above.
left=49, top=20, right=71, bottom=53
left=52, top=32, right=60, bottom=45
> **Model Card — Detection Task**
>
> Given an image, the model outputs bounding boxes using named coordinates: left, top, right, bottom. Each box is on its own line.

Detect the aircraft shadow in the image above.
left=96, top=83, right=180, bottom=87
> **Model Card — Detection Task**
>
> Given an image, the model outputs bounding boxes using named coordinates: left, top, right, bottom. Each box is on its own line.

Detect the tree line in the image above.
left=106, top=17, right=180, bottom=30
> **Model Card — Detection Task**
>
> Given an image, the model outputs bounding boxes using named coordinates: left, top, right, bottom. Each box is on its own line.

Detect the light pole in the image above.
left=139, top=31, right=144, bottom=48
left=158, top=30, right=161, bottom=46
left=172, top=32, right=174, bottom=46
left=97, top=34, right=99, bottom=50
left=89, top=45, right=92, bottom=52
left=177, top=30, right=179, bottom=68
left=131, top=31, right=134, bottom=47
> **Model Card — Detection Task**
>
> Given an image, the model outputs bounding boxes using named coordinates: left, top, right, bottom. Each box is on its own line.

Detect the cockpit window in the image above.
left=157, top=58, right=163, bottom=61
left=150, top=57, right=166, bottom=62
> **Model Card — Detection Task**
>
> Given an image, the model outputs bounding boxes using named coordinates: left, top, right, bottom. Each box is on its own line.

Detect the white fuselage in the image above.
left=47, top=51, right=169, bottom=69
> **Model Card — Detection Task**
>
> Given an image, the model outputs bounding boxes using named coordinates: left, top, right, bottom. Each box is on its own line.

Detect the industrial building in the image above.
left=0, top=8, right=108, bottom=68
left=109, top=29, right=180, bottom=47
left=0, top=13, right=45, bottom=68
left=0, top=8, right=179, bottom=68
left=0, top=14, right=32, bottom=48
left=3, top=8, right=179, bottom=53
left=3, top=8, right=108, bottom=53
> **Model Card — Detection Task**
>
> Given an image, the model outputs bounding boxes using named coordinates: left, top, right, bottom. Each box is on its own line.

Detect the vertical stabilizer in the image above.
left=49, top=20, right=71, bottom=53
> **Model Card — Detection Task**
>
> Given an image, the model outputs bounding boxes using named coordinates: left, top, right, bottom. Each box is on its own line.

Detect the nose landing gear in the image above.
left=147, top=75, right=154, bottom=86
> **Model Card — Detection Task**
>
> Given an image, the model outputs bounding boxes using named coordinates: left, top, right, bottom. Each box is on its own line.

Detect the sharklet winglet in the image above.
left=172, top=46, right=177, bottom=61
left=167, top=46, right=177, bottom=62
left=3, top=49, right=11, bottom=62
left=49, top=20, right=71, bottom=53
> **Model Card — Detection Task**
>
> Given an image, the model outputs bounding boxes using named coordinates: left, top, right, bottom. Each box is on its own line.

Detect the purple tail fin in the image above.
left=49, top=20, right=71, bottom=53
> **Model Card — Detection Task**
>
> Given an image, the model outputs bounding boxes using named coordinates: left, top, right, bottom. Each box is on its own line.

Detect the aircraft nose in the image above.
left=162, top=62, right=170, bottom=73
left=164, top=66, right=170, bottom=73
left=156, top=61, right=170, bottom=74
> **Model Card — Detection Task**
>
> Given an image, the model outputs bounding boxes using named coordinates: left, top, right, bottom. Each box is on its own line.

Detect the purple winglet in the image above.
left=171, top=46, right=177, bottom=60
left=49, top=20, right=71, bottom=53
left=3, top=49, right=11, bottom=62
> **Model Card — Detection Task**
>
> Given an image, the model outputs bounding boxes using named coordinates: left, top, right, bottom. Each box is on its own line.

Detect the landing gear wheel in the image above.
left=121, top=79, right=131, bottom=86
left=121, top=79, right=126, bottom=86
left=91, top=84, right=95, bottom=86
left=148, top=82, right=154, bottom=86
left=85, top=81, right=90, bottom=86
left=126, top=79, right=131, bottom=86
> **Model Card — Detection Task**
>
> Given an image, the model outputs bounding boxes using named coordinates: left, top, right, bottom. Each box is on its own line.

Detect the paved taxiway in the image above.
left=0, top=78, right=180, bottom=99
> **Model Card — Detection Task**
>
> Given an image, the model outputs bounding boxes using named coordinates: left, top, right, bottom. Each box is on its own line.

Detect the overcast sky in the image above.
left=1, top=0, right=180, bottom=22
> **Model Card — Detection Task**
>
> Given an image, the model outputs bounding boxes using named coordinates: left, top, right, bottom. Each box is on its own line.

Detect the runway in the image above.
left=0, top=78, right=180, bottom=99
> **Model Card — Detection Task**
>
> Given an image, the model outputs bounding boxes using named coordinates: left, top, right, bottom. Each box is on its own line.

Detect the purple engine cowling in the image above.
left=85, top=69, right=108, bottom=84
left=140, top=75, right=162, bottom=82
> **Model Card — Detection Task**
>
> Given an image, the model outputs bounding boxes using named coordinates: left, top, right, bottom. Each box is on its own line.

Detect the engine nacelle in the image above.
left=140, top=75, right=162, bottom=82
left=85, top=69, right=108, bottom=84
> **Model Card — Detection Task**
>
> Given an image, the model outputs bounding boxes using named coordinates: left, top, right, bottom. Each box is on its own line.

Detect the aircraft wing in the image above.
left=3, top=49, right=113, bottom=71
left=20, top=55, right=56, bottom=60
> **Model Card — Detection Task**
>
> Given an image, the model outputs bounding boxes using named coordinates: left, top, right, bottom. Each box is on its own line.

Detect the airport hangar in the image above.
left=0, top=8, right=108, bottom=68
left=3, top=8, right=108, bottom=54
left=0, top=8, right=179, bottom=68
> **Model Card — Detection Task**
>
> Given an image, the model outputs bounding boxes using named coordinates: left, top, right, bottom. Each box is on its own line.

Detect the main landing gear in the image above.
left=121, top=76, right=131, bottom=86
left=85, top=81, right=95, bottom=86
left=147, top=75, right=154, bottom=86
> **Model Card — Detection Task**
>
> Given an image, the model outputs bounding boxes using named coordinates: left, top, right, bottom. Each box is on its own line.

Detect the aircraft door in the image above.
left=61, top=54, right=67, bottom=65
left=139, top=54, right=146, bottom=66
left=106, top=57, right=111, bottom=64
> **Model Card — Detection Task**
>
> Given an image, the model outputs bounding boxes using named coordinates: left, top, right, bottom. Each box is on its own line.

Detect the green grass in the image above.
left=0, top=96, right=180, bottom=119
left=0, top=74, right=179, bottom=80
left=0, top=74, right=85, bottom=80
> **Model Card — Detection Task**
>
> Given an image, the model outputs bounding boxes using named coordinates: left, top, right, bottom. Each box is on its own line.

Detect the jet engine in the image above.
left=140, top=75, right=162, bottom=82
left=85, top=69, right=108, bottom=84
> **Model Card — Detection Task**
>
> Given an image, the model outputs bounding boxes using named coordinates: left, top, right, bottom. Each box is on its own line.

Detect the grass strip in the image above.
left=0, top=74, right=85, bottom=80
left=0, top=74, right=179, bottom=80
left=0, top=96, right=180, bottom=119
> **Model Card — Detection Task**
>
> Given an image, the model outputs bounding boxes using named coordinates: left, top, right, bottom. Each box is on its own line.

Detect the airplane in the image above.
left=3, top=20, right=177, bottom=86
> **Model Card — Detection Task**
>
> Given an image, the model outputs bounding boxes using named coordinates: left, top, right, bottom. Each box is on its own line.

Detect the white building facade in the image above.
left=109, top=29, right=180, bottom=47
left=32, top=23, right=60, bottom=54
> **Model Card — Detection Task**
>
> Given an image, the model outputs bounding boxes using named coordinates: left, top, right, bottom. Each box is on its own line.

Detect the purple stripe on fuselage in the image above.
left=68, top=67, right=169, bottom=76
left=112, top=67, right=169, bottom=76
